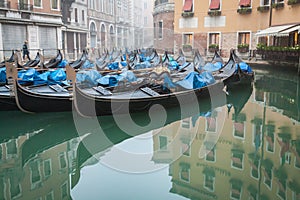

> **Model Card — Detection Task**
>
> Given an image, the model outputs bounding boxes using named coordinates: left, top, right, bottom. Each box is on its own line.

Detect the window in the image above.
left=82, top=10, right=85, bottom=22
left=203, top=168, right=215, bottom=191
left=30, top=161, right=41, bottom=189
left=261, top=0, right=270, bottom=6
left=51, top=0, right=58, bottom=10
left=231, top=150, right=244, bottom=169
left=209, top=0, right=220, bottom=10
left=154, top=23, right=157, bottom=39
left=158, top=21, right=163, bottom=39
left=46, top=191, right=54, bottom=200
left=59, top=153, right=67, bottom=169
left=34, top=0, right=42, bottom=7
left=181, top=141, right=191, bottom=156
left=183, top=0, right=193, bottom=12
left=159, top=136, right=168, bottom=150
left=209, top=33, right=220, bottom=46
left=61, top=182, right=68, bottom=199
left=10, top=178, right=21, bottom=199
left=144, top=2, right=147, bottom=9
left=74, top=8, right=78, bottom=23
left=183, top=33, right=193, bottom=45
left=179, top=163, right=190, bottom=182
left=238, top=32, right=250, bottom=46
left=144, top=17, right=147, bottom=25
left=239, top=0, right=251, bottom=7
left=44, top=159, right=52, bottom=177
left=206, top=117, right=216, bottom=132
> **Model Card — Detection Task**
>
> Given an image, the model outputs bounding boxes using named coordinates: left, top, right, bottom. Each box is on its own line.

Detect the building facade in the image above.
left=174, top=0, right=300, bottom=58
left=153, top=0, right=175, bottom=53
left=61, top=0, right=88, bottom=60
left=0, top=0, right=63, bottom=59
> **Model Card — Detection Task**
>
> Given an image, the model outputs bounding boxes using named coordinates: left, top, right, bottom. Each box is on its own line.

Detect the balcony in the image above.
left=272, top=2, right=284, bottom=9
left=207, top=10, right=221, bottom=16
left=257, top=5, right=270, bottom=12
left=287, top=0, right=300, bottom=5
left=18, top=3, right=33, bottom=11
left=181, top=11, right=194, bottom=18
left=0, top=1, right=10, bottom=9
left=237, top=7, right=252, bottom=14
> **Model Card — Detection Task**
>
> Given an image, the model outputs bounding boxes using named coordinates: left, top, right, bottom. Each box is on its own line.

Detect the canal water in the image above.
left=0, top=64, right=299, bottom=200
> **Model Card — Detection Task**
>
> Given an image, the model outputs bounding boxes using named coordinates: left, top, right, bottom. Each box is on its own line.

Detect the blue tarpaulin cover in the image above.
left=18, top=68, right=67, bottom=86
left=202, top=62, right=223, bottom=72
left=81, top=60, right=95, bottom=69
left=0, top=67, right=6, bottom=83
left=176, top=71, right=215, bottom=89
left=76, top=70, right=102, bottom=87
left=237, top=62, right=252, bottom=73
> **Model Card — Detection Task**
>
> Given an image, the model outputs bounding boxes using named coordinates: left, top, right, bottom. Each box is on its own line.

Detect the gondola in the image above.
left=73, top=52, right=237, bottom=117
left=69, top=49, right=89, bottom=69
left=23, top=52, right=42, bottom=68
left=9, top=62, right=73, bottom=113
left=194, top=50, right=224, bottom=73
left=0, top=50, right=15, bottom=68
left=43, top=50, right=63, bottom=68
left=228, top=49, right=255, bottom=86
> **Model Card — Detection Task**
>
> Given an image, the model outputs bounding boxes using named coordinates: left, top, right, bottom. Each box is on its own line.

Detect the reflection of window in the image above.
left=209, top=0, right=220, bottom=10
left=230, top=179, right=242, bottom=200
left=205, top=141, right=216, bottom=162
left=181, top=118, right=190, bottom=128
left=183, top=0, right=193, bottom=12
left=158, top=21, right=163, bottom=39
left=266, top=125, right=275, bottom=153
left=206, top=117, right=216, bottom=132
left=263, top=168, right=272, bottom=189
left=231, top=150, right=244, bottom=169
left=34, top=0, right=42, bottom=7
left=179, top=163, right=190, bottom=182
left=181, top=140, right=191, bottom=156
left=238, top=32, right=250, bottom=45
left=250, top=159, right=260, bottom=179
left=30, top=161, right=41, bottom=189
left=6, top=139, right=17, bottom=159
left=61, top=182, right=68, bottom=199
left=209, top=33, right=220, bottom=46
left=44, top=159, right=52, bottom=177
left=159, top=136, right=168, bottom=150
left=233, top=122, right=245, bottom=138
left=0, top=177, right=5, bottom=200
left=46, top=191, right=54, bottom=200
left=277, top=180, right=286, bottom=200
left=59, top=153, right=67, bottom=169
left=10, top=178, right=21, bottom=199
left=183, top=33, right=193, bottom=45
left=203, top=168, right=215, bottom=191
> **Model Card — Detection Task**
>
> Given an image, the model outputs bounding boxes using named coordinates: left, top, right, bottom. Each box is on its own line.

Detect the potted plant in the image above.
left=288, top=0, right=300, bottom=5
left=207, top=10, right=222, bottom=16
left=181, top=11, right=194, bottom=18
left=257, top=5, right=270, bottom=12
left=237, top=43, right=249, bottom=53
left=237, top=7, right=252, bottom=14
left=272, top=2, right=284, bottom=9
left=208, top=44, right=219, bottom=52
left=182, top=44, right=192, bottom=52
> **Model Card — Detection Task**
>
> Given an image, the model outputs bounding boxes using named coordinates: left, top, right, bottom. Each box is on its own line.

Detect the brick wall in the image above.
left=153, top=12, right=174, bottom=54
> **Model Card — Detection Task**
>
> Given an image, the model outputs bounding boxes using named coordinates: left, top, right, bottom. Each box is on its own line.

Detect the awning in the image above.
left=209, top=0, right=220, bottom=10
left=182, top=0, right=193, bottom=12
left=279, top=25, right=300, bottom=35
left=239, top=0, right=251, bottom=7
left=256, top=24, right=297, bottom=37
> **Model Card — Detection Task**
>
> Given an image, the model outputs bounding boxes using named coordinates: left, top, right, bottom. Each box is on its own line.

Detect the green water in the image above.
left=0, top=65, right=299, bottom=200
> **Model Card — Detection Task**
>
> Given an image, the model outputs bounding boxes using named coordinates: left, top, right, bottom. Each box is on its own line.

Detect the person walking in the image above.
left=22, top=40, right=30, bottom=60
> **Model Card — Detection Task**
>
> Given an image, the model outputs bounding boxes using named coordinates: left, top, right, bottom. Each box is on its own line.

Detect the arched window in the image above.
left=100, top=24, right=106, bottom=47
left=90, top=22, right=97, bottom=48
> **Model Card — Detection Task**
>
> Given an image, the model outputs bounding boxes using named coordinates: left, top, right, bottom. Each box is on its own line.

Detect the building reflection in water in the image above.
left=152, top=67, right=300, bottom=200
left=0, top=67, right=298, bottom=200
